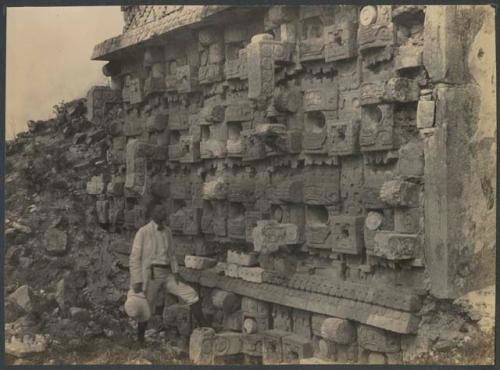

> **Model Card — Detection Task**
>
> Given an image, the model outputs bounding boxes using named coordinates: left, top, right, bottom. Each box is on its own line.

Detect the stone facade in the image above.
left=87, top=5, right=496, bottom=364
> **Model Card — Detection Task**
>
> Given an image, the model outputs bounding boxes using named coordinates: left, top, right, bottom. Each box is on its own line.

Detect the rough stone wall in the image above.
left=83, top=5, right=495, bottom=364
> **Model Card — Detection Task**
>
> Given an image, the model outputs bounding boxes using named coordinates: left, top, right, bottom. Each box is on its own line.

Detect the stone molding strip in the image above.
left=179, top=267, right=420, bottom=334
left=91, top=5, right=231, bottom=60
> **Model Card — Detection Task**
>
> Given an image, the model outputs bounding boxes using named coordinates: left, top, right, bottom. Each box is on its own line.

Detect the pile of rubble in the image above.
left=4, top=98, right=184, bottom=365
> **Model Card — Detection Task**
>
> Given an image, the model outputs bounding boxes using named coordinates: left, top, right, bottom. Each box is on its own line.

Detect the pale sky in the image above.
left=6, top=6, right=123, bottom=139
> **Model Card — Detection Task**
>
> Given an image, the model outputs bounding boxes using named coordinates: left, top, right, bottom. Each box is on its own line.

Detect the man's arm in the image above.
left=129, top=228, right=144, bottom=292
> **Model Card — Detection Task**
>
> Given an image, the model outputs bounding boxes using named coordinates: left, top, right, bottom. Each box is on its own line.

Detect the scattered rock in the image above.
left=55, top=278, right=77, bottom=310
left=6, top=334, right=49, bottom=357
left=125, top=358, right=153, bottom=365
left=44, top=227, right=68, bottom=255
left=453, top=285, right=495, bottom=334
left=70, top=307, right=91, bottom=322
left=5, top=300, right=26, bottom=323
left=8, top=285, right=34, bottom=312
left=11, top=221, right=32, bottom=234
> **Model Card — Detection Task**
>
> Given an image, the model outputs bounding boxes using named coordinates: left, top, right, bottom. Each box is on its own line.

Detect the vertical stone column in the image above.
left=422, top=5, right=496, bottom=299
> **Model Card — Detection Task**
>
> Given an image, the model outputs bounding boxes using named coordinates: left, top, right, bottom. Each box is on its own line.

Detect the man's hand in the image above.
left=132, top=283, right=143, bottom=293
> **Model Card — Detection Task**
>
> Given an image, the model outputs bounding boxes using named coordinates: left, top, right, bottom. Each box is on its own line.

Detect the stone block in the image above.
left=145, top=113, right=168, bottom=133
left=242, top=334, right=264, bottom=356
left=169, top=208, right=186, bottom=233
left=305, top=208, right=332, bottom=250
left=303, top=87, right=338, bottom=112
left=262, top=329, right=292, bottom=364
left=86, top=86, right=119, bottom=122
left=282, top=334, right=314, bottom=362
left=328, top=119, right=360, bottom=156
left=362, top=186, right=386, bottom=210
left=262, top=271, right=288, bottom=286
left=227, top=250, right=258, bottom=266
left=292, top=309, right=312, bottom=339
left=202, top=179, right=228, bottom=200
left=213, top=332, right=243, bottom=357
left=423, top=5, right=466, bottom=83
left=272, top=305, right=293, bottom=332
left=177, top=136, right=201, bottom=163
left=183, top=207, right=201, bottom=235
left=360, top=104, right=395, bottom=152
left=357, top=324, right=401, bottom=353
left=185, top=256, right=217, bottom=270
left=123, top=75, right=144, bottom=105
left=238, top=267, right=264, bottom=283
left=125, top=140, right=153, bottom=195
left=211, top=290, right=241, bottom=314
left=245, top=211, right=262, bottom=243
left=243, top=314, right=270, bottom=333
left=363, top=211, right=384, bottom=252
left=123, top=109, right=143, bottom=137
left=395, top=45, right=423, bottom=71
left=243, top=317, right=258, bottom=334
left=373, top=231, right=419, bottom=260
left=331, top=216, right=365, bottom=255
left=198, top=64, right=224, bottom=85
left=386, top=78, right=420, bottom=102
left=273, top=87, right=301, bottom=114
left=200, top=138, right=226, bottom=159
left=416, top=100, right=435, bottom=129
left=228, top=178, right=255, bottom=203
left=314, top=337, right=336, bottom=360
left=176, top=65, right=199, bottom=93
left=213, top=202, right=228, bottom=237
left=320, top=318, right=356, bottom=344
left=394, top=208, right=420, bottom=233
left=324, top=21, right=357, bottom=63
left=224, top=263, right=240, bottom=278
left=241, top=129, right=266, bottom=161
left=170, top=177, right=192, bottom=200
left=265, top=6, right=296, bottom=29
left=168, top=109, right=189, bottom=131
left=242, top=297, right=270, bottom=317
left=225, top=102, right=253, bottom=123
left=275, top=179, right=303, bottom=203
left=227, top=215, right=246, bottom=241
left=252, top=220, right=300, bottom=254
left=299, top=34, right=325, bottom=63
left=311, top=314, right=329, bottom=336
left=223, top=309, right=243, bottom=331
left=189, top=327, right=216, bottom=364
left=303, top=166, right=340, bottom=205
left=200, top=103, right=225, bottom=125
left=224, top=58, right=242, bottom=80
left=200, top=202, right=214, bottom=235
left=380, top=180, right=419, bottom=207
left=360, top=78, right=419, bottom=106
left=358, top=5, right=395, bottom=52
left=302, top=123, right=328, bottom=155
left=398, top=141, right=424, bottom=177
left=247, top=34, right=276, bottom=100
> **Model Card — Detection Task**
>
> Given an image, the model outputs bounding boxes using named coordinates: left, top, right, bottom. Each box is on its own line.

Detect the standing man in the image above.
left=129, top=204, right=208, bottom=344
